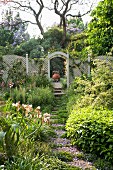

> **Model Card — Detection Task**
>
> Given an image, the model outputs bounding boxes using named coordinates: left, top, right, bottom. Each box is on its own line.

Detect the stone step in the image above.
left=54, top=92, right=65, bottom=96
left=54, top=90, right=63, bottom=93
left=54, top=87, right=62, bottom=90
left=51, top=124, right=65, bottom=128
left=50, top=119, right=59, bottom=123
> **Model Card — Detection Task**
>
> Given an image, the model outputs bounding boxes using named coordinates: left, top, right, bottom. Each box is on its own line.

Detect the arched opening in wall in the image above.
left=50, top=57, right=66, bottom=78
left=47, top=51, right=69, bottom=87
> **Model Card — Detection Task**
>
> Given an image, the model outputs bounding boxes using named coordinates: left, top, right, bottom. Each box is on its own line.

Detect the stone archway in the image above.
left=48, top=51, right=69, bottom=87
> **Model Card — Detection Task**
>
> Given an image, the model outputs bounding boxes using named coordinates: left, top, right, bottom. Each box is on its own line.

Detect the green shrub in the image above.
left=7, top=59, right=26, bottom=87
left=66, top=107, right=113, bottom=162
left=66, top=59, right=113, bottom=110
left=27, top=87, right=55, bottom=110
left=7, top=86, right=54, bottom=112
left=26, top=75, right=52, bottom=88
left=11, top=86, right=27, bottom=104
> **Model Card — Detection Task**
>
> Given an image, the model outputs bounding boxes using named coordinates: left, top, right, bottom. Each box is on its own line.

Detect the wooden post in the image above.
left=67, top=53, right=69, bottom=87
left=26, top=53, right=28, bottom=74
left=88, top=54, right=91, bottom=76
left=48, top=53, right=50, bottom=79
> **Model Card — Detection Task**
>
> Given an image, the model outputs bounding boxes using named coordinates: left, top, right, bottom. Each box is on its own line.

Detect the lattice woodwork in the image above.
left=2, top=55, right=39, bottom=81
left=43, top=58, right=48, bottom=74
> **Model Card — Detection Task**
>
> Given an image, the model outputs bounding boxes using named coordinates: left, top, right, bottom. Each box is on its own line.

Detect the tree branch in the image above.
left=66, top=2, right=93, bottom=17
left=10, top=0, right=44, bottom=35
left=0, top=20, right=37, bottom=27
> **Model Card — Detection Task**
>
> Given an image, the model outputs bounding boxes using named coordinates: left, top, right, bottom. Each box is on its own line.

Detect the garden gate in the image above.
left=43, top=51, right=69, bottom=87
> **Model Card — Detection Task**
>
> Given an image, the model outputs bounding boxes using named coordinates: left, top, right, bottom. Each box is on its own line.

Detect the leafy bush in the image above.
left=11, top=86, right=27, bottom=104
left=5, top=75, right=54, bottom=112
left=67, top=59, right=113, bottom=111
left=0, top=100, right=54, bottom=162
left=66, top=107, right=113, bottom=162
left=27, top=87, right=55, bottom=110
left=14, top=38, right=42, bottom=57
left=35, top=75, right=52, bottom=88
left=7, top=59, right=26, bottom=87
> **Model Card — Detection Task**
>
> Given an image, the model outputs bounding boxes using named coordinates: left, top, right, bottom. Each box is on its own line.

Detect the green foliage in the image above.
left=8, top=87, right=54, bottom=112
left=35, top=125, right=56, bottom=142
left=66, top=59, right=113, bottom=164
left=30, top=46, right=44, bottom=59
left=13, top=26, right=65, bottom=58
left=27, top=87, right=54, bottom=109
left=87, top=0, right=113, bottom=55
left=67, top=16, right=85, bottom=31
left=55, top=150, right=73, bottom=162
left=0, top=115, right=20, bottom=159
left=0, top=56, right=4, bottom=84
left=25, top=74, right=52, bottom=89
left=14, top=38, right=42, bottom=57
left=0, top=10, right=29, bottom=47
left=50, top=57, right=65, bottom=77
left=0, top=44, right=14, bottom=56
left=34, top=75, right=52, bottom=88
left=67, top=32, right=88, bottom=60
left=0, top=100, right=53, bottom=160
left=11, top=87, right=26, bottom=104
left=66, top=107, right=113, bottom=162
left=93, top=157, right=113, bottom=170
left=4, top=154, right=80, bottom=170
left=4, top=74, right=54, bottom=112
left=7, top=59, right=26, bottom=87
left=67, top=59, right=113, bottom=111
left=42, top=27, right=63, bottom=51
left=0, top=28, right=13, bottom=46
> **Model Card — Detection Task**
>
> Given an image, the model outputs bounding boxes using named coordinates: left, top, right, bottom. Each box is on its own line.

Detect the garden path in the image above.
left=50, top=82, right=97, bottom=170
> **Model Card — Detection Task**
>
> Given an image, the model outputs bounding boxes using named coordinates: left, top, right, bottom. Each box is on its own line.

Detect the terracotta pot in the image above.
left=52, top=72, right=60, bottom=81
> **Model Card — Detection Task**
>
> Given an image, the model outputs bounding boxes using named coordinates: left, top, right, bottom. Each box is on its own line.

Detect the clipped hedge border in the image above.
left=66, top=107, right=113, bottom=162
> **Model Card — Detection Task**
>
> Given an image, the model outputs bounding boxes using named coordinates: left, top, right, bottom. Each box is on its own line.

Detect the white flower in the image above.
left=36, top=106, right=40, bottom=110
left=43, top=113, right=50, bottom=124
left=12, top=103, right=16, bottom=107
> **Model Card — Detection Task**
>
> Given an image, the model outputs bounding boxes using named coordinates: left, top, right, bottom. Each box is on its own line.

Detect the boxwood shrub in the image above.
left=66, top=107, right=113, bottom=162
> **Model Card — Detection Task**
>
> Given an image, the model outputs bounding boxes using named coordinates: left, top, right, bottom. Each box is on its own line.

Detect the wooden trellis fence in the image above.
left=1, top=55, right=39, bottom=82
left=1, top=54, right=113, bottom=85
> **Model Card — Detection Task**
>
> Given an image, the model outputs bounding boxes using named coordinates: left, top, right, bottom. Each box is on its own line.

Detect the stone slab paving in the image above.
left=50, top=116, right=97, bottom=169
left=51, top=128, right=96, bottom=170
left=52, top=82, right=63, bottom=89
left=50, top=84, right=97, bottom=170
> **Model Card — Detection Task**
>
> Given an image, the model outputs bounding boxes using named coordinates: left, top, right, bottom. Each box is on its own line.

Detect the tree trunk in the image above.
left=36, top=17, right=44, bottom=36
left=61, top=16, right=67, bottom=48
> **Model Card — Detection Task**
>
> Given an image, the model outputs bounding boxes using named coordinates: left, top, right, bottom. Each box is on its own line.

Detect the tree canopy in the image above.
left=87, top=0, right=113, bottom=56
left=0, top=9, right=30, bottom=46
left=5, top=0, right=96, bottom=46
